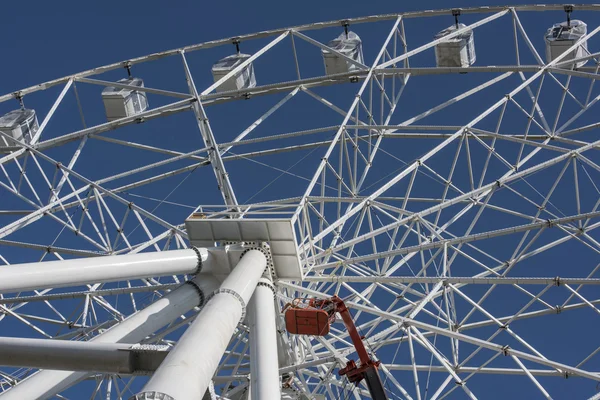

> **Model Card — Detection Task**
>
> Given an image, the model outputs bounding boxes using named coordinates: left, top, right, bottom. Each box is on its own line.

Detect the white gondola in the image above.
left=322, top=31, right=364, bottom=75
left=101, top=77, right=149, bottom=122
left=0, top=109, right=39, bottom=147
left=545, top=20, right=588, bottom=68
left=434, top=23, right=476, bottom=68
left=211, top=54, right=257, bottom=93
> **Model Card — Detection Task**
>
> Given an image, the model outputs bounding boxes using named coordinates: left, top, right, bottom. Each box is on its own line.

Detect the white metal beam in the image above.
left=134, top=248, right=268, bottom=400
left=0, top=337, right=168, bottom=375
left=0, top=248, right=209, bottom=294
left=249, top=276, right=280, bottom=399
left=0, top=276, right=220, bottom=400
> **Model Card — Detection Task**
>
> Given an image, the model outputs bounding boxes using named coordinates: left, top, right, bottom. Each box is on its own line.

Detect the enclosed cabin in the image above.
left=434, top=23, right=476, bottom=68
left=101, top=77, right=149, bottom=122
left=0, top=109, right=39, bottom=148
left=211, top=53, right=257, bottom=93
left=545, top=20, right=588, bottom=69
left=322, top=31, right=364, bottom=75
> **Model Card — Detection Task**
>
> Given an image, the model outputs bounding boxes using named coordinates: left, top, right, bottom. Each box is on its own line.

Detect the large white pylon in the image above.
left=0, top=248, right=209, bottom=294
left=0, top=337, right=168, bottom=374
left=0, top=275, right=220, bottom=400
left=0, top=4, right=600, bottom=399
left=134, top=248, right=268, bottom=400
left=249, top=276, right=281, bottom=399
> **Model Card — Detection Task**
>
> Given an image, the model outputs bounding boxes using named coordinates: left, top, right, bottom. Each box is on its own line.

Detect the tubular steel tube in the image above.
left=249, top=276, right=281, bottom=399
left=134, top=249, right=268, bottom=400
left=0, top=337, right=168, bottom=374
left=0, top=248, right=209, bottom=294
left=0, top=275, right=220, bottom=400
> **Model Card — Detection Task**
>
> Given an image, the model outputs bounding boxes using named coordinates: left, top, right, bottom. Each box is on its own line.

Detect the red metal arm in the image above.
left=331, top=296, right=371, bottom=365
left=330, top=296, right=388, bottom=400
left=284, top=296, right=387, bottom=399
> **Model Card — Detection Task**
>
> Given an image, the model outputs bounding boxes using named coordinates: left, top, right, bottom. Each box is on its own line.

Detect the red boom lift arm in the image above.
left=285, top=296, right=388, bottom=399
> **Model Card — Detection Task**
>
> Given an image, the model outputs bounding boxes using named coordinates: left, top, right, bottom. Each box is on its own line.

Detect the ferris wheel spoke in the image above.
left=312, top=212, right=599, bottom=273
left=381, top=10, right=510, bottom=70
left=456, top=289, right=549, bottom=372
left=56, top=165, right=186, bottom=243
left=450, top=285, right=548, bottom=360
left=409, top=326, right=478, bottom=399
left=296, top=17, right=405, bottom=221
left=352, top=300, right=600, bottom=381
left=181, top=54, right=239, bottom=208
left=0, top=5, right=599, bottom=398
left=310, top=49, right=600, bottom=260
left=320, top=140, right=600, bottom=264
left=91, top=135, right=207, bottom=161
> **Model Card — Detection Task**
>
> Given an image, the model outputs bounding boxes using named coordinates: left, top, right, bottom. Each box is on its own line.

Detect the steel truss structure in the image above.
left=0, top=4, right=599, bottom=399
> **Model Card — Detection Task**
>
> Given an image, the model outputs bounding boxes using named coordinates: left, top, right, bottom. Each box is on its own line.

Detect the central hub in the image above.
left=185, top=213, right=303, bottom=280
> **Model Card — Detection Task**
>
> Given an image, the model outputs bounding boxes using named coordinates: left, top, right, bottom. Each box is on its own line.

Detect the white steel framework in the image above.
left=0, top=4, right=598, bottom=400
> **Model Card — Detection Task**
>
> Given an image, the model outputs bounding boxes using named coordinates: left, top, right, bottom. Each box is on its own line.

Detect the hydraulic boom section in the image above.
left=285, top=296, right=388, bottom=400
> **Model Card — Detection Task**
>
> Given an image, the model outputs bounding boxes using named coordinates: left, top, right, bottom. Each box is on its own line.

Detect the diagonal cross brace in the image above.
left=180, top=51, right=239, bottom=208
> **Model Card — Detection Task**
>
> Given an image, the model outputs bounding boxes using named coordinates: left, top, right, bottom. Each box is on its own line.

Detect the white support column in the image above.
left=0, top=276, right=220, bottom=400
left=248, top=276, right=280, bottom=399
left=133, top=248, right=268, bottom=400
left=0, top=248, right=211, bottom=294
left=0, top=337, right=168, bottom=374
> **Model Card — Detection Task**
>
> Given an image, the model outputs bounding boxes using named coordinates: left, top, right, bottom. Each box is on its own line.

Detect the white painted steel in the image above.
left=0, top=248, right=208, bottom=293
left=0, top=276, right=220, bottom=400
left=3, top=5, right=600, bottom=104
left=1, top=5, right=600, bottom=399
left=136, top=249, right=267, bottom=400
left=181, top=51, right=239, bottom=208
left=0, top=337, right=168, bottom=374
left=302, top=276, right=600, bottom=285
left=248, top=277, right=280, bottom=400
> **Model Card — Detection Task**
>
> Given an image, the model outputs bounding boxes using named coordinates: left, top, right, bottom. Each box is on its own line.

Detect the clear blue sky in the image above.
left=1, top=1, right=599, bottom=399
left=0, top=0, right=570, bottom=93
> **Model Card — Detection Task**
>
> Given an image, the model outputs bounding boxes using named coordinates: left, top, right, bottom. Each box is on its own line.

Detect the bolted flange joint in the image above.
left=256, top=278, right=276, bottom=300
left=210, top=287, right=248, bottom=321
left=553, top=276, right=561, bottom=287
left=190, top=246, right=205, bottom=274
left=241, top=242, right=275, bottom=279
left=185, top=280, right=206, bottom=308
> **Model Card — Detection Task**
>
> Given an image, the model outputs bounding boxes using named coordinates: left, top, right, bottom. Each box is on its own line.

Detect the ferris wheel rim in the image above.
left=1, top=3, right=600, bottom=105
left=0, top=4, right=599, bottom=399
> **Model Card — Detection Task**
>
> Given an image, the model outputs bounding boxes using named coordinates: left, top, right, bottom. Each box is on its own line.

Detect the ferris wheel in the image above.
left=0, top=4, right=599, bottom=399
